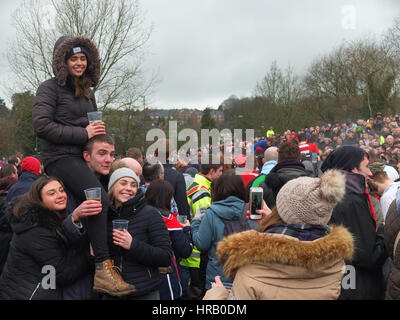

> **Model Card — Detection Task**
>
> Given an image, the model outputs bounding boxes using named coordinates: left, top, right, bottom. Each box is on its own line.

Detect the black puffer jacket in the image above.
left=0, top=202, right=91, bottom=300
left=384, top=200, right=400, bottom=300
left=107, top=189, right=172, bottom=298
left=32, top=36, right=101, bottom=168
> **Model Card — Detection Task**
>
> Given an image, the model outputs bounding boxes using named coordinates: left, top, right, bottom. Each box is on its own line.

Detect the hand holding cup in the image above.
left=72, top=199, right=102, bottom=223
left=86, top=121, right=106, bottom=139
left=112, top=228, right=132, bottom=250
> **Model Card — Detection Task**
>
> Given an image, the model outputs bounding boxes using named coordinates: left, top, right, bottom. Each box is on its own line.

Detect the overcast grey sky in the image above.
left=0, top=0, right=399, bottom=109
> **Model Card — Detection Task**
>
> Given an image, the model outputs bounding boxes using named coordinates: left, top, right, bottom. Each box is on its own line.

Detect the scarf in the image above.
left=265, top=224, right=330, bottom=241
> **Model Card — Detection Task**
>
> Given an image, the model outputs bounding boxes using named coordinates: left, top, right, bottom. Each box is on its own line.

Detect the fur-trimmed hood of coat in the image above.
left=52, top=36, right=101, bottom=87
left=217, top=225, right=354, bottom=279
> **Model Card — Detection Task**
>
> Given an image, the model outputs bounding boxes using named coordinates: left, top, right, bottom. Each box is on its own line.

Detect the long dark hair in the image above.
left=145, top=180, right=174, bottom=211
left=73, top=74, right=92, bottom=100
left=211, top=170, right=247, bottom=202
left=13, top=175, right=67, bottom=219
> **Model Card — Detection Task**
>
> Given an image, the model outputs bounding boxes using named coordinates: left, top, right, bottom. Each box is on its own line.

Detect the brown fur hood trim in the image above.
left=217, top=225, right=354, bottom=279
left=52, top=36, right=101, bottom=87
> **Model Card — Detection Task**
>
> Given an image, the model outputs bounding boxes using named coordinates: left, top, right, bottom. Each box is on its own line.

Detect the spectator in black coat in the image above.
left=155, top=139, right=190, bottom=216
left=0, top=157, right=42, bottom=276
left=104, top=168, right=173, bottom=300
left=145, top=180, right=193, bottom=300
left=4, top=157, right=41, bottom=209
left=321, top=145, right=387, bottom=299
left=0, top=176, right=92, bottom=299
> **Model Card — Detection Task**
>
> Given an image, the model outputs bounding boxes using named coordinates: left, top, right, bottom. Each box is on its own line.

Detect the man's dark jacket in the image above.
left=163, top=162, right=190, bottom=216
left=329, top=171, right=387, bottom=300
left=5, top=172, right=40, bottom=209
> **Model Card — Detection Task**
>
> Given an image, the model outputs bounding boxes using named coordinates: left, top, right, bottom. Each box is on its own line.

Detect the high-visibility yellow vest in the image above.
left=180, top=174, right=212, bottom=268
left=266, top=129, right=275, bottom=138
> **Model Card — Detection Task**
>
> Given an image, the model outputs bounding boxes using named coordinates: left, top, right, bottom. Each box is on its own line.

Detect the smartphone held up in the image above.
left=249, top=187, right=263, bottom=220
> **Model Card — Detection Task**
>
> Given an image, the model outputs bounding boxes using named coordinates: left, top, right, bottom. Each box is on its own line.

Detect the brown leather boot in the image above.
left=93, top=259, right=136, bottom=296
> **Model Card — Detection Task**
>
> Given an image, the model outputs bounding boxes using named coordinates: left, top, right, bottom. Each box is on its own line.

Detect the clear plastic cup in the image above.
left=112, top=219, right=129, bottom=231
left=87, top=111, right=102, bottom=124
left=177, top=215, right=187, bottom=224
left=84, top=187, right=102, bottom=201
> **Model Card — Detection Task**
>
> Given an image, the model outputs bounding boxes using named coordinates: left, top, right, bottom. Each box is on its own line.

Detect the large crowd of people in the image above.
left=0, top=35, right=399, bottom=301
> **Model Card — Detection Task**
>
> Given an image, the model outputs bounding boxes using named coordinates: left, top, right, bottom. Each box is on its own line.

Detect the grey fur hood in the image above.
left=52, top=36, right=101, bottom=87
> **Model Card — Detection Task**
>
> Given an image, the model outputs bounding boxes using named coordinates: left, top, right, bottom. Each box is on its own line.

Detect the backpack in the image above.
left=220, top=203, right=251, bottom=237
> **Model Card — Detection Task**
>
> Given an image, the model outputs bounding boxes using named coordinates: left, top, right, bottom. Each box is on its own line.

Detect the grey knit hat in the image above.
left=276, top=170, right=346, bottom=226
left=108, top=168, right=140, bottom=190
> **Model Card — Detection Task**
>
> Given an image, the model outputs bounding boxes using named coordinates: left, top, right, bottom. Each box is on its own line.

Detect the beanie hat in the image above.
left=320, top=146, right=366, bottom=173
left=276, top=170, right=345, bottom=226
left=108, top=168, right=140, bottom=190
left=66, top=46, right=90, bottom=61
left=21, top=157, right=41, bottom=176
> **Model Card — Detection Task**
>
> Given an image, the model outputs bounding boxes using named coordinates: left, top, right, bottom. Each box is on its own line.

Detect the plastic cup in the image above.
left=177, top=215, right=187, bottom=224
left=87, top=111, right=102, bottom=124
left=84, top=187, right=102, bottom=201
left=112, top=219, right=129, bottom=231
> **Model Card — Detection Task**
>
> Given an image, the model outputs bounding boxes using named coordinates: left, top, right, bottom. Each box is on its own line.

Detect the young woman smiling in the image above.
left=104, top=168, right=172, bottom=300
left=0, top=176, right=92, bottom=300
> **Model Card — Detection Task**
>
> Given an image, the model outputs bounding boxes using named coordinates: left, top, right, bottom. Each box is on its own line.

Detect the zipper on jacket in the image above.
left=147, top=268, right=152, bottom=279
left=29, top=282, right=41, bottom=300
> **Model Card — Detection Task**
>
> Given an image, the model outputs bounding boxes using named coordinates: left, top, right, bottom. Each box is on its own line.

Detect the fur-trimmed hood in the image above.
left=217, top=225, right=354, bottom=279
left=52, top=36, right=101, bottom=87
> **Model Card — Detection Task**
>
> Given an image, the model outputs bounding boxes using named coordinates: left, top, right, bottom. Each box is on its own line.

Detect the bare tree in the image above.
left=255, top=61, right=302, bottom=105
left=303, top=38, right=400, bottom=119
left=7, top=0, right=157, bottom=111
left=254, top=60, right=302, bottom=128
left=385, top=17, right=400, bottom=59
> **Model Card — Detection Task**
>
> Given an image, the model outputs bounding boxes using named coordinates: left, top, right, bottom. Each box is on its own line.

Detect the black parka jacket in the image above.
left=0, top=202, right=91, bottom=300
left=107, top=189, right=173, bottom=298
left=32, top=36, right=101, bottom=168
left=329, top=171, right=387, bottom=300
